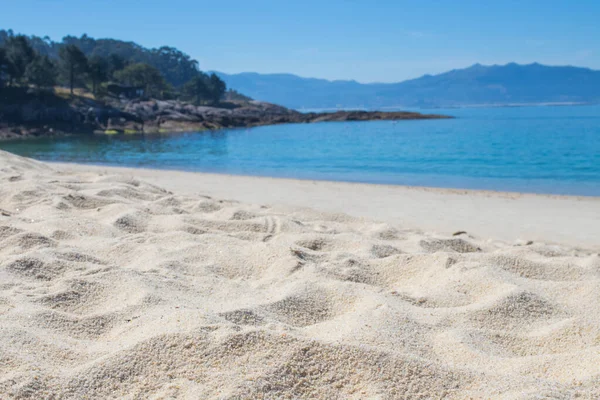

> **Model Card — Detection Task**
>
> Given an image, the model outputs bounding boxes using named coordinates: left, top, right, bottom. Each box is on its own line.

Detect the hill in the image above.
left=0, top=29, right=200, bottom=88
left=216, top=63, right=600, bottom=109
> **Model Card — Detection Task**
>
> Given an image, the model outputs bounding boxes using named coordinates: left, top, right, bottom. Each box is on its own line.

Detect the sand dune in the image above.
left=1, top=150, right=599, bottom=399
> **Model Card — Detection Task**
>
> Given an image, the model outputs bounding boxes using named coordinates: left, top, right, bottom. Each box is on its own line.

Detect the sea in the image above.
left=1, top=104, right=599, bottom=196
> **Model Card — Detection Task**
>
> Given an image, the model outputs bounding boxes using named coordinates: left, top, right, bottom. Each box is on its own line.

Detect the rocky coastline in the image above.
left=0, top=95, right=452, bottom=140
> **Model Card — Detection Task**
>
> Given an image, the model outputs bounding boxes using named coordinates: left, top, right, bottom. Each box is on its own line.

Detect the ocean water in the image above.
left=1, top=105, right=600, bottom=196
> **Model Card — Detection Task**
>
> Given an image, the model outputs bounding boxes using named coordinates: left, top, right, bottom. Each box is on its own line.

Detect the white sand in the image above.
left=1, top=151, right=599, bottom=398
left=53, top=163, right=600, bottom=250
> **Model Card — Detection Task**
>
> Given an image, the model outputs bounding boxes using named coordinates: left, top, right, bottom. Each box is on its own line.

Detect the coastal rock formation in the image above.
left=0, top=93, right=450, bottom=140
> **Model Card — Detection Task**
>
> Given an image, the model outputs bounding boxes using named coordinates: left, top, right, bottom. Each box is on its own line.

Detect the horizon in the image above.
left=1, top=0, right=599, bottom=83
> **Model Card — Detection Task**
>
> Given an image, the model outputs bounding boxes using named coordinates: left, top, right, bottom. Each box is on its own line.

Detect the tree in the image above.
left=59, top=44, right=88, bottom=94
left=87, top=56, right=108, bottom=95
left=182, top=73, right=210, bottom=105
left=24, top=55, right=56, bottom=89
left=62, top=34, right=96, bottom=55
left=114, top=63, right=167, bottom=98
left=0, top=30, right=209, bottom=89
left=0, top=29, right=15, bottom=47
left=150, top=46, right=199, bottom=87
left=107, top=53, right=128, bottom=79
left=182, top=73, right=226, bottom=105
left=4, top=35, right=35, bottom=85
left=0, top=48, right=9, bottom=87
left=208, top=73, right=226, bottom=104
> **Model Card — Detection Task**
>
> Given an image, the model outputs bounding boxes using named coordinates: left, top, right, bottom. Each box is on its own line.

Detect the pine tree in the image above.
left=88, top=56, right=108, bottom=95
left=59, top=44, right=88, bottom=94
left=24, top=55, right=57, bottom=89
left=4, top=35, right=35, bottom=85
left=182, top=74, right=210, bottom=105
left=208, top=73, right=226, bottom=104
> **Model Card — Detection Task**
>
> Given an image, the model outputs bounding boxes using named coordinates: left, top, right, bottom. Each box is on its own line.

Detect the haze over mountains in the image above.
left=216, top=63, right=600, bottom=109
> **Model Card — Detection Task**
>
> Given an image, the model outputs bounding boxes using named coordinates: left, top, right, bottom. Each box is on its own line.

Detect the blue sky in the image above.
left=1, top=0, right=599, bottom=83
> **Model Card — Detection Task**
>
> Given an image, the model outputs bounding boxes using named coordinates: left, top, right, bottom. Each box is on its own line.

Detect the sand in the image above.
left=0, top=151, right=599, bottom=399
left=51, top=163, right=600, bottom=250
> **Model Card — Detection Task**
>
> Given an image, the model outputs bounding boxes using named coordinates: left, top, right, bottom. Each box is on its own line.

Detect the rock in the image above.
left=0, top=93, right=452, bottom=140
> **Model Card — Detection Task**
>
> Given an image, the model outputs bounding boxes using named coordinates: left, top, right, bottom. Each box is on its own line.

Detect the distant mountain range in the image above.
left=215, top=63, right=600, bottom=109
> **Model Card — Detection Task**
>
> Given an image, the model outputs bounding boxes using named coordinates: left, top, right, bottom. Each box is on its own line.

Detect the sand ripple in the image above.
left=0, top=150, right=599, bottom=398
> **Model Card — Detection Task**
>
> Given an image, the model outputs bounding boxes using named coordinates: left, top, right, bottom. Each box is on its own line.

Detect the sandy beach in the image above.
left=53, top=163, right=600, bottom=250
left=1, top=150, right=599, bottom=398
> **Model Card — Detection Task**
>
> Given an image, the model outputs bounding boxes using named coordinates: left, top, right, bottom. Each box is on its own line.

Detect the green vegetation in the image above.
left=3, top=35, right=35, bottom=85
left=59, top=44, right=88, bottom=94
left=181, top=72, right=226, bottom=105
left=208, top=73, right=226, bottom=104
left=87, top=56, right=108, bottom=95
left=0, top=48, right=8, bottom=84
left=24, top=55, right=56, bottom=89
left=114, top=63, right=167, bottom=98
left=0, top=29, right=229, bottom=104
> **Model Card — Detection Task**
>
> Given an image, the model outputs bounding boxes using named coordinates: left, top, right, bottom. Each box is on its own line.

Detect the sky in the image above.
left=1, top=0, right=599, bottom=83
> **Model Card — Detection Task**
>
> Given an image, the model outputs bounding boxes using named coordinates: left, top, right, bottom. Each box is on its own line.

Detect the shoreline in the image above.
left=0, top=113, right=449, bottom=141
left=53, top=161, right=600, bottom=249
left=0, top=95, right=451, bottom=141
left=50, top=160, right=599, bottom=201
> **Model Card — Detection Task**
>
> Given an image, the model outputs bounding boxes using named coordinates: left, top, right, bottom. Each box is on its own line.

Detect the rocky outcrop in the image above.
left=0, top=92, right=140, bottom=139
left=0, top=94, right=451, bottom=140
left=121, top=100, right=304, bottom=131
left=303, top=110, right=450, bottom=122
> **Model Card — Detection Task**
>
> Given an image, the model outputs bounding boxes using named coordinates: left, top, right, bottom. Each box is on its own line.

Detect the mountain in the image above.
left=215, top=63, right=600, bottom=109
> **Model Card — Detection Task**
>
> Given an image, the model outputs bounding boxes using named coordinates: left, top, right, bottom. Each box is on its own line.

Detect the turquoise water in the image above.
left=1, top=105, right=600, bottom=196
